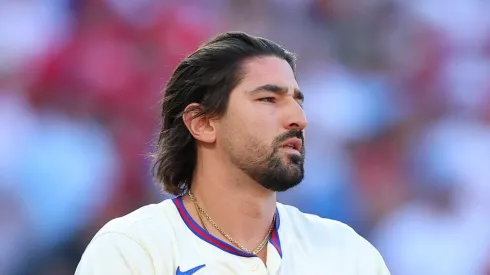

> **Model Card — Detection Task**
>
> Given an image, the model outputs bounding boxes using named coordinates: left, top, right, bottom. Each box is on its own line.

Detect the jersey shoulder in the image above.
left=92, top=199, right=177, bottom=248
left=277, top=203, right=381, bottom=255
left=76, top=200, right=180, bottom=274
left=278, top=202, right=358, bottom=237
left=278, top=203, right=390, bottom=273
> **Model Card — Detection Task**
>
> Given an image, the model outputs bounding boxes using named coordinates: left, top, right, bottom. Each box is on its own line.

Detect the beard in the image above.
left=229, top=129, right=305, bottom=192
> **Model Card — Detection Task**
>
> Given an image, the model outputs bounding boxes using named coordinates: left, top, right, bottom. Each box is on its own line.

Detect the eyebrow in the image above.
left=247, top=84, right=304, bottom=101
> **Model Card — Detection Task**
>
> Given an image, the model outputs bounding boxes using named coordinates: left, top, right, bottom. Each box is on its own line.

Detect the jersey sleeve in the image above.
left=370, top=244, right=391, bottom=275
left=75, top=232, right=155, bottom=275
left=356, top=234, right=391, bottom=275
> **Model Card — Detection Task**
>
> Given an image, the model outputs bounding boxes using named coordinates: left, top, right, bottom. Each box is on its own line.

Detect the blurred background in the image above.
left=1, top=0, right=490, bottom=274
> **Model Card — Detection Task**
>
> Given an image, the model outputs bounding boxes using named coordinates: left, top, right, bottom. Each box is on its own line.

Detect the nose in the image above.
left=283, top=99, right=308, bottom=131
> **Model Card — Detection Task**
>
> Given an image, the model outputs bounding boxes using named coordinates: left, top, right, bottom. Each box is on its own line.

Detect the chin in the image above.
left=260, top=167, right=304, bottom=192
left=247, top=151, right=305, bottom=192
left=266, top=178, right=302, bottom=192
left=283, top=153, right=304, bottom=167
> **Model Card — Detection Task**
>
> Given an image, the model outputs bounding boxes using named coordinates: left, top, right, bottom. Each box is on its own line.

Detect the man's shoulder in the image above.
left=76, top=200, right=180, bottom=274
left=93, top=199, right=177, bottom=242
left=278, top=203, right=390, bottom=273
left=278, top=202, right=358, bottom=237
left=278, top=203, right=378, bottom=252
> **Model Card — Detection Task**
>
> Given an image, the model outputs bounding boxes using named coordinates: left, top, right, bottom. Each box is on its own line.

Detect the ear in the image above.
left=182, top=103, right=216, bottom=143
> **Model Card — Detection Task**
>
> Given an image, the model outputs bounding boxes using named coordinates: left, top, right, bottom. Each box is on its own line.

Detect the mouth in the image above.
left=279, top=138, right=303, bottom=153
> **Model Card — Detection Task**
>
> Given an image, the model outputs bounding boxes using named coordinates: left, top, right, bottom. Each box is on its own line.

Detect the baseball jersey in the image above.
left=76, top=197, right=390, bottom=274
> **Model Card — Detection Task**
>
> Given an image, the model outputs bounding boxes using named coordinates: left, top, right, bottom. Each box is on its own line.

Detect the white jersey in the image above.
left=76, top=197, right=390, bottom=275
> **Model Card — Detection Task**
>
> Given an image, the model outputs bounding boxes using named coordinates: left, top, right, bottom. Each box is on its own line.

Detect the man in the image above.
left=76, top=32, right=390, bottom=274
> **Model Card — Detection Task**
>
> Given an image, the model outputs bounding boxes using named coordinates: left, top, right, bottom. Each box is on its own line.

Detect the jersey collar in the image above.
left=173, top=196, right=282, bottom=258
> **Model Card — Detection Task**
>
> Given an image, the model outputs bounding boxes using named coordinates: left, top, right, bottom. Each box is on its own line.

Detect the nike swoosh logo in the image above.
left=176, top=264, right=206, bottom=275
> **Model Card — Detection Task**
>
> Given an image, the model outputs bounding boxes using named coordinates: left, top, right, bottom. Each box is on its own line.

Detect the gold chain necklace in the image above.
left=188, top=190, right=274, bottom=255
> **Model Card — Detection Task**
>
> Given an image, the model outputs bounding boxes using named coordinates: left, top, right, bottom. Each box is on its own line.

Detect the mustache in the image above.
left=274, top=129, right=304, bottom=148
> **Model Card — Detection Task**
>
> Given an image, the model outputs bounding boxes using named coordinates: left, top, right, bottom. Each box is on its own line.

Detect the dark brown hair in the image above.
left=152, top=32, right=296, bottom=195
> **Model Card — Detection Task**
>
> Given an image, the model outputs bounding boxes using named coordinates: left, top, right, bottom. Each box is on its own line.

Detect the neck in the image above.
left=186, top=153, right=277, bottom=246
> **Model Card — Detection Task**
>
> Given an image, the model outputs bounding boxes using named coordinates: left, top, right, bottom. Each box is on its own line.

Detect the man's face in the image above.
left=216, top=56, right=307, bottom=192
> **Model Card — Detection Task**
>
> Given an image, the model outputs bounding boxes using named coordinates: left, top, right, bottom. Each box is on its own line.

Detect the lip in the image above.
left=279, top=138, right=303, bottom=152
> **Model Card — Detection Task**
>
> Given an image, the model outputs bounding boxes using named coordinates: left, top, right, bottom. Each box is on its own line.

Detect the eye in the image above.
left=258, top=97, right=276, bottom=103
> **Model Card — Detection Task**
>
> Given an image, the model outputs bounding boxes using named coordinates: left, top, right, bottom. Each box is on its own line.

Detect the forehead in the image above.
left=239, top=56, right=298, bottom=90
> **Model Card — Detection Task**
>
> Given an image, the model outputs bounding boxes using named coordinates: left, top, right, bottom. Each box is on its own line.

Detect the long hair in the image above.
left=152, top=32, right=296, bottom=196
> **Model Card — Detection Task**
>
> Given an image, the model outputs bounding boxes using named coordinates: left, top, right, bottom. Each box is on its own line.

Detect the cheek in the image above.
left=224, top=105, right=279, bottom=149
left=227, top=122, right=270, bottom=155
left=218, top=115, right=250, bottom=151
left=247, top=115, right=281, bottom=149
